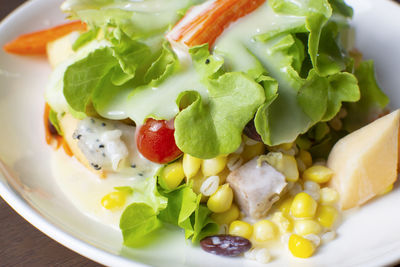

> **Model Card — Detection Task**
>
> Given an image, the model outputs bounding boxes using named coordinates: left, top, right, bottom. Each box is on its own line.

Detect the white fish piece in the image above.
left=227, top=157, right=287, bottom=219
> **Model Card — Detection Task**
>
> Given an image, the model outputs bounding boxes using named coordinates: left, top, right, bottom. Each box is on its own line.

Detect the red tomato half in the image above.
left=136, top=118, right=182, bottom=164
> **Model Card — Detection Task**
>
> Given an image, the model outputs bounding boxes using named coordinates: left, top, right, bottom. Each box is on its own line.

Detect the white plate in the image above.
left=1, top=0, right=400, bottom=266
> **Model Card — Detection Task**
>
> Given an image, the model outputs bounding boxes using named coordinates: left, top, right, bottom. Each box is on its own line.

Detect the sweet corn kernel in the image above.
left=253, top=220, right=277, bottom=242
left=316, top=205, right=338, bottom=228
left=298, top=150, right=312, bottom=168
left=241, top=142, right=265, bottom=163
left=229, top=220, right=253, bottom=239
left=379, top=184, right=394, bottom=195
left=278, top=197, right=294, bottom=215
left=211, top=204, right=240, bottom=225
left=161, top=161, right=185, bottom=190
left=303, top=165, right=333, bottom=184
left=183, top=153, right=202, bottom=179
left=207, top=183, right=233, bottom=213
left=290, top=192, right=318, bottom=218
left=262, top=152, right=299, bottom=182
left=288, top=234, right=315, bottom=258
left=202, top=156, right=227, bottom=177
left=294, top=220, right=322, bottom=236
left=101, top=191, right=127, bottom=210
left=282, top=142, right=294, bottom=150
left=271, top=212, right=293, bottom=233
left=320, top=187, right=339, bottom=204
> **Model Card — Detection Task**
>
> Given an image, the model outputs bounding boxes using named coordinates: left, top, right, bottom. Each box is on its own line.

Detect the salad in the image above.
left=4, top=0, right=399, bottom=263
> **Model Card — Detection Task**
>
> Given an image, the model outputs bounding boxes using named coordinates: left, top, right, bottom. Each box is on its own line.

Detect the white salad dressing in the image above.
left=213, top=3, right=305, bottom=72
left=99, top=67, right=208, bottom=123
left=52, top=148, right=160, bottom=229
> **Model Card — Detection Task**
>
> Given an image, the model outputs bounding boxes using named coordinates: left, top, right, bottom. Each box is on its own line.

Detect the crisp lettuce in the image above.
left=120, top=167, right=218, bottom=247
left=213, top=0, right=362, bottom=146
left=174, top=46, right=266, bottom=158
left=119, top=174, right=167, bottom=247
left=61, top=0, right=205, bottom=39
left=343, top=60, right=389, bottom=131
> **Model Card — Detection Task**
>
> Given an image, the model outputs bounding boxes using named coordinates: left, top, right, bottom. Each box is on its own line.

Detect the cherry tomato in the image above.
left=136, top=118, right=182, bottom=164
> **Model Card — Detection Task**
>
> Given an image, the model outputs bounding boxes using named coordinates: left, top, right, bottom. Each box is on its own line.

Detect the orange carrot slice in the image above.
left=4, top=21, right=86, bottom=55
left=166, top=0, right=265, bottom=50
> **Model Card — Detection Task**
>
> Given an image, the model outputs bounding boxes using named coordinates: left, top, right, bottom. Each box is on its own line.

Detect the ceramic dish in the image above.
left=1, top=0, right=400, bottom=266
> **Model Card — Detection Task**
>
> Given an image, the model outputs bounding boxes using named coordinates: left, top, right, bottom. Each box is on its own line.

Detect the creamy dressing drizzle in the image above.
left=52, top=149, right=160, bottom=229
left=99, top=67, right=208, bottom=124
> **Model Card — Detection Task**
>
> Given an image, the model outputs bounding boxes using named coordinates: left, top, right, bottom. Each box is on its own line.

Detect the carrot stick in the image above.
left=167, top=0, right=265, bottom=49
left=3, top=21, right=86, bottom=55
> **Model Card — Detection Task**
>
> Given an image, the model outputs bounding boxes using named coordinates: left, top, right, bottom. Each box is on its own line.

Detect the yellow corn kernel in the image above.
left=101, top=191, right=127, bottom=210
left=211, top=204, right=240, bottom=225
left=271, top=212, right=293, bottom=233
left=298, top=150, right=312, bottom=168
left=294, top=220, right=322, bottom=236
left=281, top=155, right=299, bottom=182
left=303, top=165, right=333, bottom=184
left=202, top=156, right=227, bottom=177
left=319, top=187, right=339, bottom=204
left=263, top=152, right=299, bottom=182
left=207, top=183, right=233, bottom=213
left=278, top=142, right=294, bottom=151
left=241, top=142, right=265, bottom=163
left=191, top=172, right=208, bottom=202
left=316, top=205, right=338, bottom=228
left=278, top=197, right=294, bottom=215
left=229, top=220, right=253, bottom=239
left=290, top=192, right=318, bottom=218
left=379, top=184, right=394, bottom=196
left=161, top=161, right=185, bottom=190
left=289, top=234, right=315, bottom=258
left=253, top=220, right=277, bottom=242
left=183, top=153, right=202, bottom=179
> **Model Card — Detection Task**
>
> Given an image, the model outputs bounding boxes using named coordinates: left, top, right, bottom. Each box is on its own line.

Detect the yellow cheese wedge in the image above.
left=327, top=109, right=400, bottom=210
left=59, top=113, right=105, bottom=178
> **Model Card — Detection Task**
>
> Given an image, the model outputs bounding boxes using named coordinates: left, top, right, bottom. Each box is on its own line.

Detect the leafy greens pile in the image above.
left=46, top=0, right=388, bottom=246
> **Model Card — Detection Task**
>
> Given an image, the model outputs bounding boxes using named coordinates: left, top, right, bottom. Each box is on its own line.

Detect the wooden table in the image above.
left=0, top=2, right=101, bottom=267
left=1, top=1, right=400, bottom=267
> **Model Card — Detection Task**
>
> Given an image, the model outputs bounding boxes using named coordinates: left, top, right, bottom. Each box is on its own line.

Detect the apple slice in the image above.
left=327, top=109, right=400, bottom=210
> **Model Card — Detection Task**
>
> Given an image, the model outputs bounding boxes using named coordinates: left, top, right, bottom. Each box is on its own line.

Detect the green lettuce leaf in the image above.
left=119, top=175, right=167, bottom=247
left=64, top=47, right=117, bottom=112
left=173, top=46, right=265, bottom=159
left=343, top=60, right=389, bottom=131
left=158, top=184, right=218, bottom=242
left=48, top=108, right=63, bottom=135
left=61, top=0, right=205, bottom=39
left=158, top=186, right=198, bottom=239
left=72, top=27, right=99, bottom=51
left=192, top=196, right=219, bottom=242
left=297, top=70, right=359, bottom=123
left=120, top=202, right=163, bottom=247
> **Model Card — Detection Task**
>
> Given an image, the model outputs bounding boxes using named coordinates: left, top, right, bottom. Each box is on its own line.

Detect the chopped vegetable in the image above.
left=3, top=21, right=86, bottom=55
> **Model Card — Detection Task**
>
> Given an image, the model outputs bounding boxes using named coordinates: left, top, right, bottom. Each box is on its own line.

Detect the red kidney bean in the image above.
left=243, top=119, right=262, bottom=142
left=200, top=235, right=252, bottom=257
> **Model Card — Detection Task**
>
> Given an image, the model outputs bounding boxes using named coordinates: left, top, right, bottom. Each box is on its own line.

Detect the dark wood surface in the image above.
left=1, top=1, right=400, bottom=267
left=0, top=2, right=102, bottom=267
